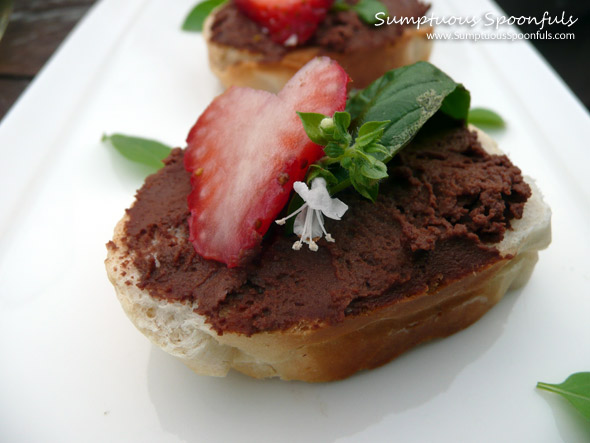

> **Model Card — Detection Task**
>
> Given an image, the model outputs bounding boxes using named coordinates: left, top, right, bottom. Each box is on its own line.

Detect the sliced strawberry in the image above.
left=185, top=57, right=349, bottom=267
left=234, top=0, right=334, bottom=46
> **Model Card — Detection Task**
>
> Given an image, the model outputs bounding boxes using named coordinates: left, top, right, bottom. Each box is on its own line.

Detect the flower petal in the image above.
left=305, top=178, right=334, bottom=210
left=294, top=207, right=323, bottom=239
left=322, top=197, right=348, bottom=220
left=293, top=178, right=329, bottom=210
left=293, top=181, right=312, bottom=201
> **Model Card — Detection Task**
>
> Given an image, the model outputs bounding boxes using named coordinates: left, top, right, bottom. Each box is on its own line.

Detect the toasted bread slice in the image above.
left=105, top=127, right=551, bottom=382
left=203, top=7, right=433, bottom=93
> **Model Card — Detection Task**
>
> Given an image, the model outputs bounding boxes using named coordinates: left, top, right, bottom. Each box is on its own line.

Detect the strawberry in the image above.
left=184, top=57, right=349, bottom=267
left=234, top=0, right=334, bottom=46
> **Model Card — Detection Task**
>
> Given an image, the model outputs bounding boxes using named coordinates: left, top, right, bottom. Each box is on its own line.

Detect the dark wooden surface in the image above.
left=0, top=0, right=96, bottom=119
left=0, top=0, right=588, bottom=122
left=495, top=0, right=590, bottom=111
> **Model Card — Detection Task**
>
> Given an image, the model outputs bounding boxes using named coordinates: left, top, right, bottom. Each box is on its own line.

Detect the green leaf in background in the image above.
left=347, top=61, right=471, bottom=159
left=102, top=133, right=172, bottom=170
left=332, top=0, right=389, bottom=25
left=182, top=0, right=227, bottom=32
left=467, top=107, right=506, bottom=128
left=537, top=372, right=590, bottom=421
left=353, top=0, right=389, bottom=25
left=331, top=0, right=350, bottom=12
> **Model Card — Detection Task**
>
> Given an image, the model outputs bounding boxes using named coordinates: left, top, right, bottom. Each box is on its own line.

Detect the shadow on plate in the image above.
left=146, top=289, right=522, bottom=442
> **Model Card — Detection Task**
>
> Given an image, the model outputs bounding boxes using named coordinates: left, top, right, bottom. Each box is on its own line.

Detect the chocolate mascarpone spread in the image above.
left=119, top=126, right=530, bottom=336
left=209, top=0, right=430, bottom=59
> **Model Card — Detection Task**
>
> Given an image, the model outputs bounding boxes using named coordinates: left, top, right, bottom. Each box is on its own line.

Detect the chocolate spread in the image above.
left=210, top=0, right=430, bottom=59
left=120, top=126, right=530, bottom=336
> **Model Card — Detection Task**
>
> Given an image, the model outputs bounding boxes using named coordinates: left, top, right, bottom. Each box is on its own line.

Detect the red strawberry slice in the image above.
left=234, top=0, right=334, bottom=46
left=184, top=57, right=349, bottom=267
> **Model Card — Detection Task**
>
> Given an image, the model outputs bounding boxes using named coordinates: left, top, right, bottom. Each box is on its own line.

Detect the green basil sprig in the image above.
left=298, top=61, right=470, bottom=201
left=102, top=134, right=172, bottom=170
left=299, top=111, right=389, bottom=200
left=537, top=373, right=590, bottom=421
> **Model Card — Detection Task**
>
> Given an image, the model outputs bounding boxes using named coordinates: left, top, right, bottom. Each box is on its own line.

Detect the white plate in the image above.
left=0, top=0, right=589, bottom=441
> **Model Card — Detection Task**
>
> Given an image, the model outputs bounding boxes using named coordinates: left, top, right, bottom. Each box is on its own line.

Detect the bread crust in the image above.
left=105, top=128, right=551, bottom=382
left=203, top=10, right=433, bottom=93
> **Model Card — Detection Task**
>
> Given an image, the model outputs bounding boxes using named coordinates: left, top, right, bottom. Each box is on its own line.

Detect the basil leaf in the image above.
left=467, top=107, right=506, bottom=128
left=440, top=84, right=471, bottom=120
left=350, top=172, right=376, bottom=201
left=324, top=142, right=345, bottom=158
left=102, top=133, right=172, bottom=169
left=333, top=111, right=352, bottom=139
left=360, top=160, right=388, bottom=180
left=347, top=61, right=470, bottom=158
left=355, top=120, right=388, bottom=148
left=354, top=0, right=389, bottom=25
left=537, top=373, right=590, bottom=420
left=357, top=120, right=389, bottom=138
left=182, top=0, right=227, bottom=32
left=364, top=143, right=390, bottom=160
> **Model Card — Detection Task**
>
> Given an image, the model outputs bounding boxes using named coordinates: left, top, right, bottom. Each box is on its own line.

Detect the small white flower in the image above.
left=320, top=117, right=335, bottom=132
left=275, top=178, right=348, bottom=251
